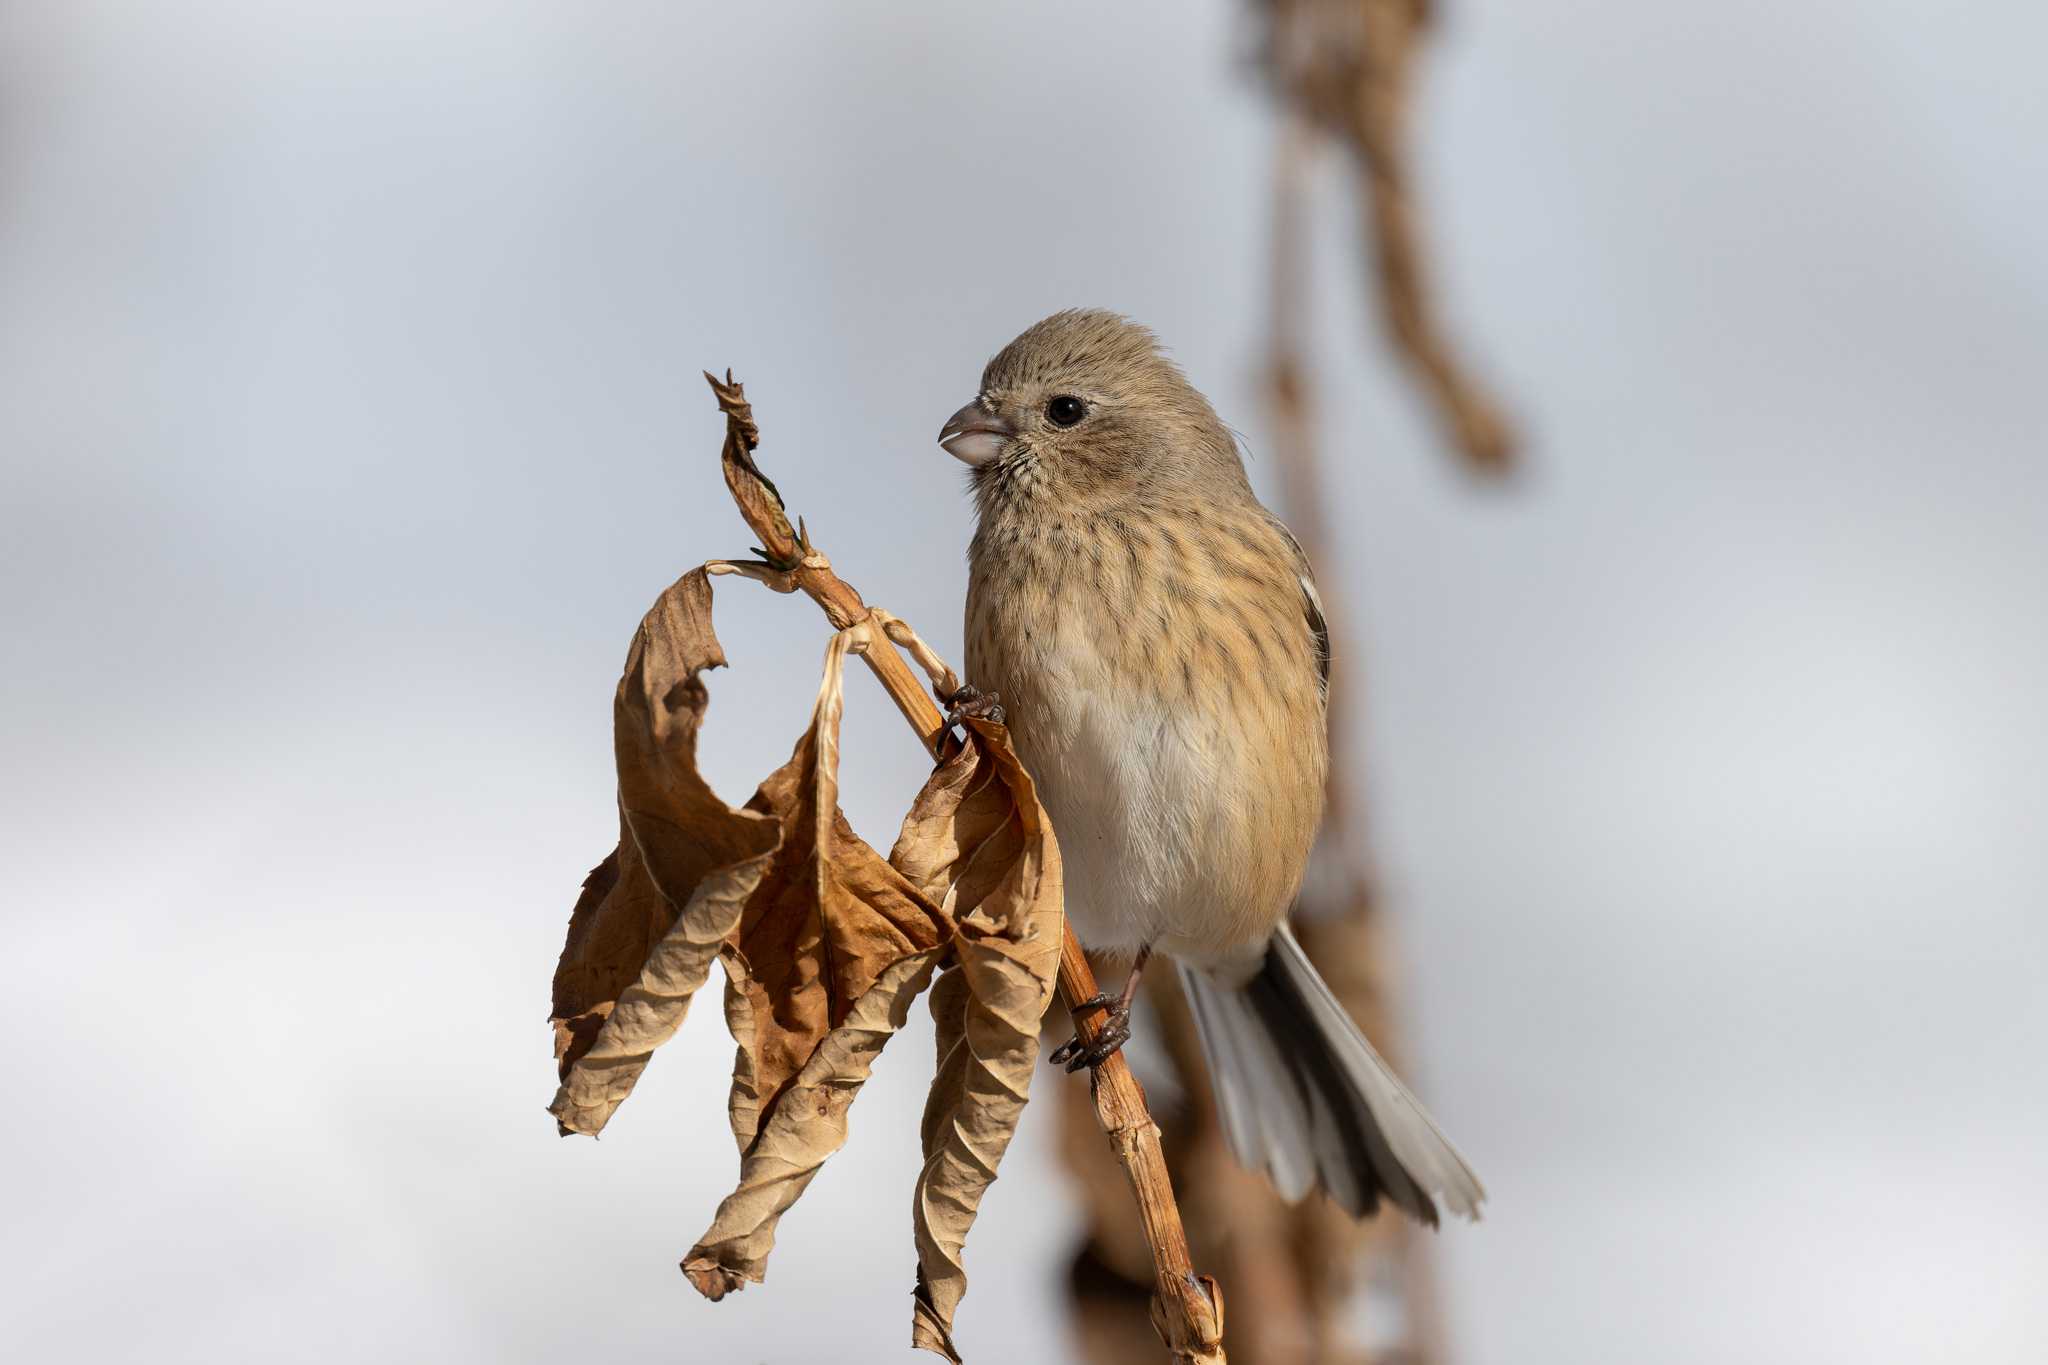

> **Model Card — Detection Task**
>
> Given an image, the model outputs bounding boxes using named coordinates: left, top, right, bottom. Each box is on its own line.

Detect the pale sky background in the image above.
left=3, top=3, right=2045, bottom=1363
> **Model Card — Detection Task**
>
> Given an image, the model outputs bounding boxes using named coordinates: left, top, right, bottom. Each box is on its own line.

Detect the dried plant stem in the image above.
left=1350, top=0, right=1513, bottom=472
left=703, top=370, right=1226, bottom=1365
left=1257, top=0, right=1516, bottom=474
left=1054, top=937, right=1228, bottom=1365
left=1265, top=114, right=1452, bottom=1364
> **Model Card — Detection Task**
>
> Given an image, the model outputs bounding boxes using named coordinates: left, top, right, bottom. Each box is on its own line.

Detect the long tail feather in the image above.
left=1179, top=926, right=1485, bottom=1223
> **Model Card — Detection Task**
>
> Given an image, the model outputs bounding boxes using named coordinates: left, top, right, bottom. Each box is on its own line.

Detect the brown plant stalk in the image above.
left=702, top=370, right=1227, bottom=1365
left=1256, top=0, right=1516, bottom=474
left=1264, top=112, right=1452, bottom=1364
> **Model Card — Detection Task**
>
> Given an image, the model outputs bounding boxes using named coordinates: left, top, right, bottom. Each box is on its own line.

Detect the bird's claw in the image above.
left=936, top=684, right=1005, bottom=755
left=1051, top=1001, right=1132, bottom=1073
left=945, top=683, right=1005, bottom=728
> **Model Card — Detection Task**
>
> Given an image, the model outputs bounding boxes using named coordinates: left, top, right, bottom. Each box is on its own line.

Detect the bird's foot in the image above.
left=1050, top=993, right=1133, bottom=1073
left=936, top=684, right=1004, bottom=754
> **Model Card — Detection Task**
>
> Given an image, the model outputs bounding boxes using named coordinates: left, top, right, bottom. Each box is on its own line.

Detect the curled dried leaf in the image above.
left=684, top=629, right=952, bottom=1295
left=552, top=567, right=1069, bottom=1355
left=705, top=369, right=803, bottom=567
left=899, top=719, right=1065, bottom=1361
left=550, top=568, right=780, bottom=1135
left=686, top=946, right=947, bottom=1299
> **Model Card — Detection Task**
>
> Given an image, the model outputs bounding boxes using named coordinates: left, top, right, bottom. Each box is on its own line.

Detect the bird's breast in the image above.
left=967, top=556, right=1324, bottom=966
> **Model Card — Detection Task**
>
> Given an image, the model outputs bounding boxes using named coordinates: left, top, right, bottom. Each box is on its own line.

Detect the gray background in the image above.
left=3, top=2, right=2043, bottom=1361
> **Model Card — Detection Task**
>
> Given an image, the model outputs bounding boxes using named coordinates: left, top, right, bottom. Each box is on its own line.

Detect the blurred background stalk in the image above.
left=1058, top=5, right=1518, bottom=1359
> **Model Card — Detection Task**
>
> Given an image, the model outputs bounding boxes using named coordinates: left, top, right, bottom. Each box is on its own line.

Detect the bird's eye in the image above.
left=1046, top=395, right=1087, bottom=428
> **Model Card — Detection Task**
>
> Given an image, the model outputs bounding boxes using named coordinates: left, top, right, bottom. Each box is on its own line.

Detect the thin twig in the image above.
left=1256, top=0, right=1516, bottom=474
left=702, top=370, right=1227, bottom=1364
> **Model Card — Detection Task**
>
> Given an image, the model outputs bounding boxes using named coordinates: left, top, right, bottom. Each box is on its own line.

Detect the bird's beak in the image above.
left=938, top=401, right=1014, bottom=467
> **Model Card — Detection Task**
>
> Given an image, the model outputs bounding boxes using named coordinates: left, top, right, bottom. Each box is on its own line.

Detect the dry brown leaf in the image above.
left=686, top=947, right=948, bottom=1298
left=899, top=719, right=1065, bottom=1362
left=683, top=630, right=953, bottom=1298
left=551, top=577, right=1066, bottom=1353
left=724, top=633, right=952, bottom=1146
left=549, top=568, right=780, bottom=1136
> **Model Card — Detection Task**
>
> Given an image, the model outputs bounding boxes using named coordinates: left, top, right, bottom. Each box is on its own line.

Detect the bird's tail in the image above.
left=1178, top=925, right=1485, bottom=1224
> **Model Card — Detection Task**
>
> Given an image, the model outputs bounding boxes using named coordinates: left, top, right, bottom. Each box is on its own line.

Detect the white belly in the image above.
left=1005, top=629, right=1272, bottom=969
left=1028, top=689, right=1211, bottom=959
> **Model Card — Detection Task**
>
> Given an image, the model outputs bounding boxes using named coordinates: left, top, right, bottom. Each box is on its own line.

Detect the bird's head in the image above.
left=938, top=309, right=1243, bottom=510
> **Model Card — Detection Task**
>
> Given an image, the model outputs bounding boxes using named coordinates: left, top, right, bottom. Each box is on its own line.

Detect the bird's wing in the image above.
left=1268, top=517, right=1331, bottom=705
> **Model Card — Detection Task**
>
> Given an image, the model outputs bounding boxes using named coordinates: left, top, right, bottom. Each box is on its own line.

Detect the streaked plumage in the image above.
left=944, top=310, right=1482, bottom=1223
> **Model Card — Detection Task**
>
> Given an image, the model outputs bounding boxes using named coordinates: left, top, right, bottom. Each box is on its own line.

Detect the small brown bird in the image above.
left=940, top=310, right=1483, bottom=1223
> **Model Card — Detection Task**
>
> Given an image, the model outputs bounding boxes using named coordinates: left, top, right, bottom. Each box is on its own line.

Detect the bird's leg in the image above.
left=1051, top=945, right=1152, bottom=1073
left=935, top=683, right=1005, bottom=755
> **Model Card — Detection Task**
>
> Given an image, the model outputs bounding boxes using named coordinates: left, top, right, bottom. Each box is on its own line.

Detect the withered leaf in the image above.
left=899, top=719, right=1065, bottom=1362
left=683, top=630, right=952, bottom=1298
left=551, top=581, right=1067, bottom=1358
left=550, top=568, right=780, bottom=1136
